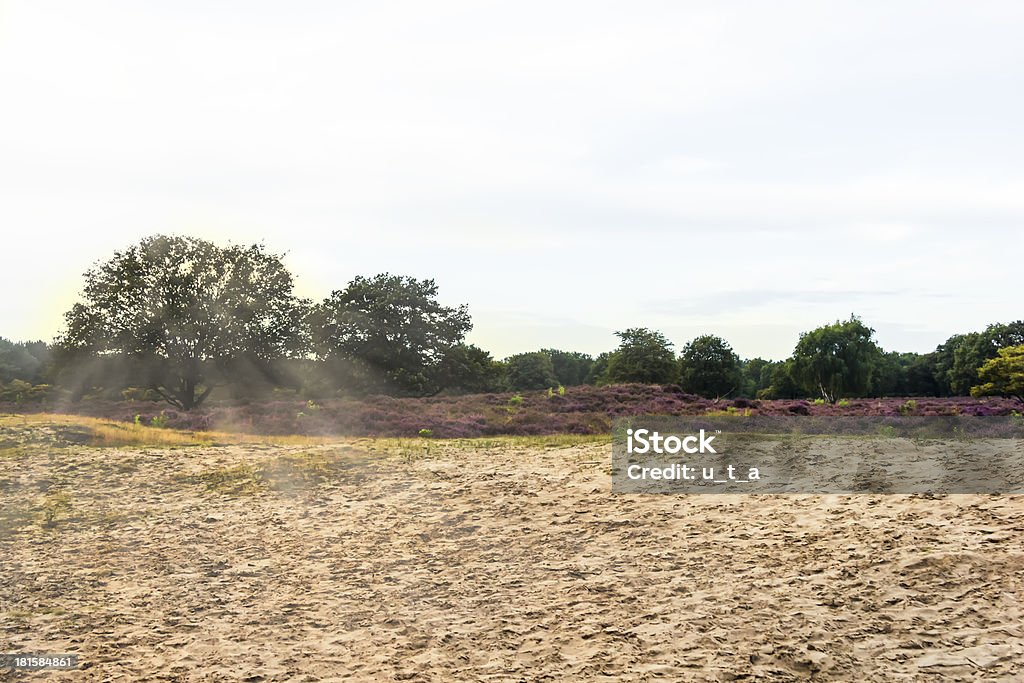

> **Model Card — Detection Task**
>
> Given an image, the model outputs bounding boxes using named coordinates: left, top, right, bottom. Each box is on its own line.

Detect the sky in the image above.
left=1, top=0, right=1022, bottom=361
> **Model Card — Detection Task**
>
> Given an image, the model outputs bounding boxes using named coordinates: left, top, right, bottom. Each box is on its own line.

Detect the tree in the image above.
left=438, top=344, right=503, bottom=394
left=603, top=328, right=677, bottom=385
left=0, top=338, right=50, bottom=384
left=57, top=235, right=309, bottom=410
left=904, top=352, right=941, bottom=396
left=739, top=357, right=771, bottom=398
left=586, top=351, right=612, bottom=385
left=504, top=351, right=558, bottom=391
left=757, top=359, right=804, bottom=399
left=946, top=332, right=989, bottom=396
left=678, top=335, right=742, bottom=398
left=971, top=345, right=1024, bottom=404
left=542, top=349, right=594, bottom=387
left=947, top=322, right=1024, bottom=395
left=791, top=316, right=881, bottom=402
left=313, top=274, right=471, bottom=396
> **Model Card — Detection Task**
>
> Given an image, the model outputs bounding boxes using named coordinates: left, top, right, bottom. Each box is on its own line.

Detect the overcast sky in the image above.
left=2, top=1, right=1022, bottom=360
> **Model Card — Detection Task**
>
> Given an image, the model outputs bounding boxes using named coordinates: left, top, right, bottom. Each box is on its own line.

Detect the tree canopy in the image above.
left=57, top=235, right=309, bottom=409
left=0, top=338, right=49, bottom=384
left=679, top=335, right=742, bottom=398
left=602, top=328, right=677, bottom=385
left=942, top=322, right=1024, bottom=395
left=504, top=351, right=559, bottom=391
left=313, top=274, right=471, bottom=396
left=791, top=316, right=881, bottom=402
left=18, top=236, right=1024, bottom=406
left=971, top=345, right=1024, bottom=404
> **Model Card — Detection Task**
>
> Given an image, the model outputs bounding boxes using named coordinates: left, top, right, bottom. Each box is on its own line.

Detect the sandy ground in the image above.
left=1, top=426, right=1023, bottom=681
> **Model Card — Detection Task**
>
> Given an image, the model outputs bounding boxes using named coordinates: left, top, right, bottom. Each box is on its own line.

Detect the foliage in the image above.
left=56, top=235, right=309, bottom=410
left=0, top=338, right=50, bottom=384
left=586, top=352, right=612, bottom=385
left=6, top=387, right=1021, bottom=439
left=438, top=344, right=503, bottom=394
left=944, top=322, right=1024, bottom=395
left=756, top=359, right=802, bottom=399
left=791, top=316, right=881, bottom=402
left=541, top=349, right=595, bottom=387
left=313, top=273, right=471, bottom=397
left=678, top=335, right=743, bottom=398
left=971, top=345, right=1024, bottom=403
left=739, top=357, right=771, bottom=397
left=602, top=328, right=677, bottom=385
left=504, top=351, right=558, bottom=391
left=0, top=379, right=56, bottom=404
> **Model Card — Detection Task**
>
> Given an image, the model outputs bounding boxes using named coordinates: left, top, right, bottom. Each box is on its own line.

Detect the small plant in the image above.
left=39, top=491, right=73, bottom=528
left=557, top=385, right=566, bottom=396
left=546, top=387, right=554, bottom=398
left=900, top=399, right=918, bottom=416
left=418, top=428, right=434, bottom=438
left=149, top=412, right=169, bottom=429
left=306, top=400, right=321, bottom=411
left=813, top=398, right=826, bottom=405
left=508, top=394, right=524, bottom=407
left=877, top=425, right=898, bottom=438
left=837, top=399, right=851, bottom=408
left=134, top=414, right=142, bottom=426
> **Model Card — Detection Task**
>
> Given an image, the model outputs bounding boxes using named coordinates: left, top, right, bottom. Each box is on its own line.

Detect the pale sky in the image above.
left=1, top=1, right=1022, bottom=360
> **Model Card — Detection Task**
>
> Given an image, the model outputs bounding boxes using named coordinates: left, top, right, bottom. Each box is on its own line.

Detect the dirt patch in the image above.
left=1, top=427, right=1022, bottom=681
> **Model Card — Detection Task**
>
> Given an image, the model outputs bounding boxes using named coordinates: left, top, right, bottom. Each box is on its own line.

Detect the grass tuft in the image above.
left=0, top=413, right=336, bottom=448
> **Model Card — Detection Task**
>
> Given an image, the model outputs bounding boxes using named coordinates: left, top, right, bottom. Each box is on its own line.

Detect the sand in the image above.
left=1, top=428, right=1023, bottom=681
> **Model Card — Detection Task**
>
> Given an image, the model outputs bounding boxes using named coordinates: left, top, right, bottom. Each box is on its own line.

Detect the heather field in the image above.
left=3, top=384, right=1020, bottom=439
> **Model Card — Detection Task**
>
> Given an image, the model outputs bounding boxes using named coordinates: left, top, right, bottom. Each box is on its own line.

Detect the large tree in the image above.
left=0, top=338, right=50, bottom=384
left=971, top=345, right=1024, bottom=404
left=58, top=235, right=309, bottom=410
left=603, top=328, right=678, bottom=385
left=679, top=335, right=743, bottom=398
left=504, top=351, right=558, bottom=391
left=945, top=322, right=1024, bottom=395
left=542, top=349, right=595, bottom=387
left=438, top=344, right=503, bottom=394
left=791, top=316, right=881, bottom=402
left=313, top=274, right=471, bottom=396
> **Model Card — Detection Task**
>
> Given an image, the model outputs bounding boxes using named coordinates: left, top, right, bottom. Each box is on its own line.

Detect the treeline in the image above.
left=570, top=318, right=1023, bottom=403
left=2, top=235, right=1021, bottom=408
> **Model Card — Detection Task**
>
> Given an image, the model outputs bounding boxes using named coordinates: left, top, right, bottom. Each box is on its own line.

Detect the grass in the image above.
left=185, top=449, right=374, bottom=496
left=188, top=462, right=266, bottom=496
left=2, top=413, right=609, bottom=451
left=361, top=433, right=605, bottom=451
left=38, top=490, right=74, bottom=528
left=0, top=413, right=337, bottom=448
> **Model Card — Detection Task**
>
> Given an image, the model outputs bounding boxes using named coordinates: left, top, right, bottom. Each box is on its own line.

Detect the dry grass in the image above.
left=1, top=413, right=607, bottom=451
left=0, top=413, right=337, bottom=448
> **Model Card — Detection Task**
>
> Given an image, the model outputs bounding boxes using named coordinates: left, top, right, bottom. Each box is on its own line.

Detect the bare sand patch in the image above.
left=1, top=426, right=1022, bottom=681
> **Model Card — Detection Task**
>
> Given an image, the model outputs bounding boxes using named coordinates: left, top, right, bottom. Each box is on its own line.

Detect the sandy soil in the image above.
left=1, top=426, right=1023, bottom=681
